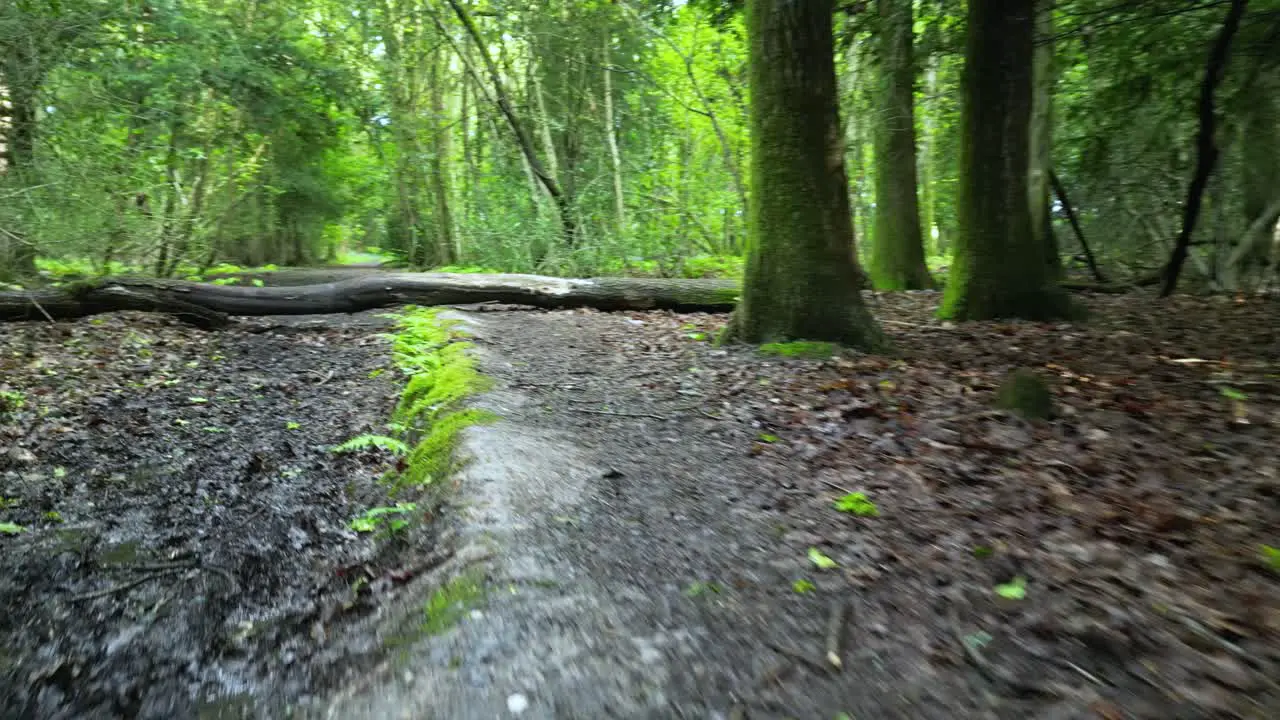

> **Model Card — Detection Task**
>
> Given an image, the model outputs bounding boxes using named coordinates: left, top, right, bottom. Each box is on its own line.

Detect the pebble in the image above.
left=507, top=693, right=530, bottom=714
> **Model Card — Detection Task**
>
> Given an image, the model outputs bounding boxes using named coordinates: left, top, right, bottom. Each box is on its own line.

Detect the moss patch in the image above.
left=759, top=341, right=839, bottom=359
left=423, top=569, right=488, bottom=636
left=995, top=368, right=1054, bottom=419
left=384, top=307, right=497, bottom=491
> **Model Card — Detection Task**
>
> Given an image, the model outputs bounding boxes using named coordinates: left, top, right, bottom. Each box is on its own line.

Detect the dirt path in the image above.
left=322, top=301, right=1280, bottom=719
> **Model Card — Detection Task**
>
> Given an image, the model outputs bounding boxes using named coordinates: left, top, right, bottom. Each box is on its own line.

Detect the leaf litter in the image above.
left=470, top=290, right=1278, bottom=718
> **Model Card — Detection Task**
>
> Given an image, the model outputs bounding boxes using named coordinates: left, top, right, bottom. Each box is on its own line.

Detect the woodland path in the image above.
left=2, top=293, right=1278, bottom=719
left=327, top=298, right=1280, bottom=719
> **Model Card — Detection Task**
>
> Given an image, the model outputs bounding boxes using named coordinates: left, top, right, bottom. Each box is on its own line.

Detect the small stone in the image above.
left=507, top=693, right=530, bottom=714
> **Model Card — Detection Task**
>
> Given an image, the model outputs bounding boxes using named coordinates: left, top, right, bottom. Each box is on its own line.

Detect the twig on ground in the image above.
left=880, top=319, right=954, bottom=330
left=825, top=599, right=847, bottom=669
left=28, top=297, right=56, bottom=324
left=570, top=408, right=667, bottom=421
left=71, top=568, right=188, bottom=602
left=819, top=478, right=854, bottom=494
left=765, top=641, right=830, bottom=674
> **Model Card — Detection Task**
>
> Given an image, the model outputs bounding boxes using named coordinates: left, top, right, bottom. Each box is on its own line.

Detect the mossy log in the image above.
left=0, top=273, right=741, bottom=329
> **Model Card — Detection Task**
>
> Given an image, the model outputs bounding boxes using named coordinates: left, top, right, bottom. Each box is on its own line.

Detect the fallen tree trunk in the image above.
left=0, top=273, right=741, bottom=329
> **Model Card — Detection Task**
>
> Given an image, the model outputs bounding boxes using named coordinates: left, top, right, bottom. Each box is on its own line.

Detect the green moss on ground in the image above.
left=423, top=569, right=488, bottom=636
left=384, top=307, right=496, bottom=491
left=995, top=367, right=1054, bottom=419
left=758, top=341, right=839, bottom=359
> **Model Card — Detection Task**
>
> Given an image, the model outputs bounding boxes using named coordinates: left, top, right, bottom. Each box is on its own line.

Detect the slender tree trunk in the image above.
left=1049, top=170, right=1106, bottom=283
left=1161, top=0, right=1248, bottom=297
left=1, top=49, right=39, bottom=277
left=602, top=30, right=627, bottom=239
left=1029, top=0, right=1061, bottom=278
left=940, top=0, right=1070, bottom=321
left=870, top=0, right=932, bottom=290
left=429, top=43, right=457, bottom=266
left=154, top=115, right=184, bottom=277
left=727, top=0, right=880, bottom=348
left=1231, top=69, right=1279, bottom=287
left=442, top=0, right=576, bottom=247
left=919, top=53, right=940, bottom=255
left=618, top=1, right=748, bottom=231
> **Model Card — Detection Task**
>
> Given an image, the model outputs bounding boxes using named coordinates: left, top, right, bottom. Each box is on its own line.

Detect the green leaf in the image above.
left=833, top=492, right=879, bottom=517
left=332, top=434, right=409, bottom=455
left=683, top=581, right=721, bottom=597
left=686, top=332, right=707, bottom=341
left=286, top=421, right=301, bottom=430
left=808, top=547, right=837, bottom=570
left=1261, top=544, right=1280, bottom=572
left=757, top=433, right=780, bottom=443
left=972, top=545, right=993, bottom=559
left=1221, top=386, right=1248, bottom=401
left=994, top=576, right=1027, bottom=600
left=188, top=396, right=208, bottom=404
left=792, top=579, right=816, bottom=594
left=0, top=522, right=26, bottom=535
left=252, top=279, right=265, bottom=287
left=350, top=503, right=418, bottom=533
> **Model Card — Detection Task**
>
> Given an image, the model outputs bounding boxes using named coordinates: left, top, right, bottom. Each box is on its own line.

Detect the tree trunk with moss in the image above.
left=727, top=0, right=880, bottom=347
left=939, top=0, right=1070, bottom=321
left=870, top=0, right=932, bottom=290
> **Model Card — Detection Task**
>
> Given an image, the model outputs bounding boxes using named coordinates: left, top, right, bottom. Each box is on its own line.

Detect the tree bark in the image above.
left=728, top=0, right=880, bottom=347
left=1161, top=0, right=1248, bottom=297
left=939, top=0, right=1071, bottom=321
left=869, top=0, right=932, bottom=290
left=0, top=274, right=740, bottom=328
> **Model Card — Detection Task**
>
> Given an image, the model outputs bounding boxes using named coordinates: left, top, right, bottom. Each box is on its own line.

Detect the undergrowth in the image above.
left=340, top=307, right=496, bottom=495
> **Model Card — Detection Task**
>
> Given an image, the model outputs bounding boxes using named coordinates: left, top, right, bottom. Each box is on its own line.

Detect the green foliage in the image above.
left=1220, top=386, right=1248, bottom=401
left=808, top=547, right=837, bottom=570
left=683, top=581, right=722, bottom=597
left=381, top=308, right=497, bottom=490
left=833, top=492, right=879, bottom=517
left=0, top=523, right=25, bottom=535
left=679, top=255, right=745, bottom=280
left=423, top=571, right=487, bottom=636
left=757, top=432, right=780, bottom=443
left=332, top=434, right=409, bottom=456
left=995, top=368, right=1054, bottom=420
left=350, top=503, right=418, bottom=534
left=1261, top=545, right=1280, bottom=573
left=0, top=390, right=27, bottom=414
left=994, top=576, right=1028, bottom=600
left=792, top=579, right=816, bottom=594
left=432, top=265, right=503, bottom=275
left=758, top=342, right=838, bottom=359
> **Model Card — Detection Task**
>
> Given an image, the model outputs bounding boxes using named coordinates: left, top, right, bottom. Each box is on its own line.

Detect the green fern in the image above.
left=332, top=434, right=409, bottom=455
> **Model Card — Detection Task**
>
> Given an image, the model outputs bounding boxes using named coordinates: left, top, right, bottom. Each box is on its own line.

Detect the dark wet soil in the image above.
left=0, top=311, right=442, bottom=719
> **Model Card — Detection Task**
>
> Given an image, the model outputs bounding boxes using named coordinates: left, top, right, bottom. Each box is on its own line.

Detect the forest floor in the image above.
left=2, top=291, right=1279, bottom=719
